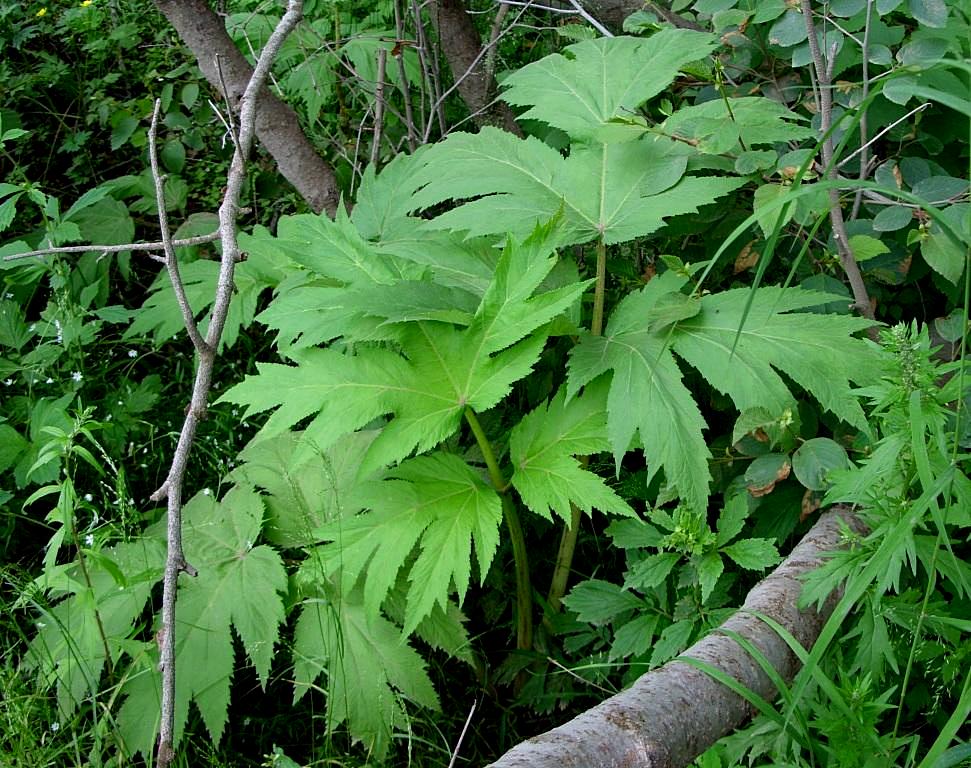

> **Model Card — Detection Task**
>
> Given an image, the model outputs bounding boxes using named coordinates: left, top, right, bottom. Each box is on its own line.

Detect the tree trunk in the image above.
left=153, top=0, right=340, bottom=216
left=426, top=0, right=522, bottom=135
left=487, top=508, right=867, bottom=768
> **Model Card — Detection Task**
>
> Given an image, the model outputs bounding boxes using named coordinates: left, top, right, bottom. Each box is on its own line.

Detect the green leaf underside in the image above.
left=312, top=453, right=502, bottom=634
left=409, top=128, right=745, bottom=246
left=662, top=97, right=814, bottom=154
left=293, top=594, right=438, bottom=760
left=568, top=272, right=878, bottom=512
left=510, top=380, right=634, bottom=522
left=501, top=31, right=718, bottom=142
left=117, top=488, right=286, bottom=754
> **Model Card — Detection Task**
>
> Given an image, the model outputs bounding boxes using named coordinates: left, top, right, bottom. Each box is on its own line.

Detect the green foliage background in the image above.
left=0, top=0, right=968, bottom=766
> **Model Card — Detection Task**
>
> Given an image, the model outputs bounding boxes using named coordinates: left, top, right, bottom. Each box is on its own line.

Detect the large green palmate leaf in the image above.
left=510, top=379, right=635, bottom=522
left=408, top=128, right=745, bottom=246
left=221, top=224, right=587, bottom=472
left=292, top=586, right=439, bottom=760
left=312, top=452, right=503, bottom=634
left=661, top=97, right=815, bottom=154
left=117, top=487, right=287, bottom=754
left=501, top=30, right=717, bottom=143
left=567, top=272, right=879, bottom=512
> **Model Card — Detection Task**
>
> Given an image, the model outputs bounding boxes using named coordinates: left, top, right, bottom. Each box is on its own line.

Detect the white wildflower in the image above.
left=71, top=371, right=82, bottom=383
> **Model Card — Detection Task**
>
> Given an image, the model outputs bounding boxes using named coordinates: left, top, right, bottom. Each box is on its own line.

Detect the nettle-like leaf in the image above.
left=221, top=223, right=586, bottom=473
left=501, top=31, right=718, bottom=143
left=409, top=128, right=745, bottom=246
left=292, top=586, right=439, bottom=760
left=312, top=452, right=502, bottom=634
left=25, top=538, right=165, bottom=717
left=118, top=487, right=287, bottom=754
left=510, top=379, right=634, bottom=522
left=568, top=271, right=879, bottom=512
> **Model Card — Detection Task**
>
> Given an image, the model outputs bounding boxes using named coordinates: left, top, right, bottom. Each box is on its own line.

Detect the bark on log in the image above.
left=487, top=507, right=867, bottom=768
left=153, top=0, right=341, bottom=217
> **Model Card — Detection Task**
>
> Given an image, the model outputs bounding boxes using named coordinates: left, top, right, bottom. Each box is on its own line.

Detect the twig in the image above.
left=372, top=48, right=388, bottom=167
left=563, top=0, right=613, bottom=37
left=148, top=100, right=209, bottom=354
left=446, top=699, right=479, bottom=768
left=152, top=4, right=305, bottom=766
left=801, top=0, right=874, bottom=321
left=1, top=233, right=219, bottom=263
left=393, top=0, right=418, bottom=151
left=840, top=103, right=929, bottom=171
left=485, top=2, right=511, bottom=81
left=413, top=0, right=447, bottom=138
left=422, top=0, right=530, bottom=144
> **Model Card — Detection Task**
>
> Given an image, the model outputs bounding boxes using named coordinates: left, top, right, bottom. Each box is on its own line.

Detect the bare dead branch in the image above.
left=1, top=233, right=219, bottom=263
left=372, top=48, right=389, bottom=167
left=801, top=0, right=875, bottom=321
left=148, top=100, right=210, bottom=354
left=152, top=4, right=305, bottom=766
left=487, top=508, right=868, bottom=768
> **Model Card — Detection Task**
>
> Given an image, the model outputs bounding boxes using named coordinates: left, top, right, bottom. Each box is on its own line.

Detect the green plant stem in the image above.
left=591, top=238, right=607, bottom=336
left=547, top=238, right=609, bottom=616
left=464, top=407, right=532, bottom=651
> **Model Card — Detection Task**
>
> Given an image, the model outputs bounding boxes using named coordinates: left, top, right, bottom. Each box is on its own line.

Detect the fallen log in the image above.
left=487, top=507, right=866, bottom=768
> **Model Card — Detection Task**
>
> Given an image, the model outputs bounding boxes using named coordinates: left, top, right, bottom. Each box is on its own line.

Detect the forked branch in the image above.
left=151, top=4, right=305, bottom=766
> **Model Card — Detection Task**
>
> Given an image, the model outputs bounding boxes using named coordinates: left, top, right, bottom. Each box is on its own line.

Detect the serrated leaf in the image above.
left=314, top=453, right=502, bottom=633
left=501, top=31, right=717, bottom=143
left=226, top=228, right=579, bottom=473
left=715, top=493, right=750, bottom=546
left=562, top=579, right=643, bottom=624
left=663, top=97, right=813, bottom=154
left=567, top=271, right=712, bottom=513
left=125, top=256, right=277, bottom=349
left=607, top=517, right=665, bottom=549
left=848, top=234, right=890, bottom=262
left=169, top=487, right=287, bottom=742
left=26, top=539, right=165, bottom=719
left=510, top=381, right=634, bottom=522
left=625, top=552, right=681, bottom=591
left=228, top=430, right=378, bottom=548
left=610, top=613, right=660, bottom=659
left=410, top=128, right=744, bottom=246
left=697, top=551, right=724, bottom=604
left=721, top=537, right=781, bottom=570
left=650, top=618, right=694, bottom=666
left=671, top=287, right=878, bottom=434
left=470, top=220, right=591, bottom=353
left=293, top=593, right=438, bottom=759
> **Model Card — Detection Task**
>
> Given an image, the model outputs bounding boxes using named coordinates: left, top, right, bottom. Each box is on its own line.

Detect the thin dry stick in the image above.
left=801, top=0, right=874, bottom=320
left=372, top=47, right=389, bottom=167
left=1, top=233, right=219, bottom=263
left=151, top=4, right=305, bottom=766
left=413, top=0, right=447, bottom=137
left=393, top=0, right=419, bottom=151
left=148, top=100, right=209, bottom=353
left=422, top=0, right=530, bottom=144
